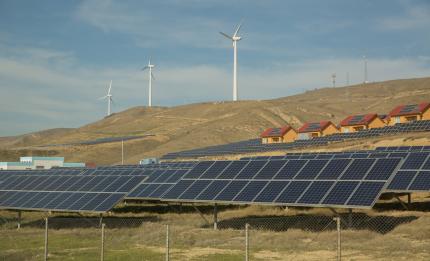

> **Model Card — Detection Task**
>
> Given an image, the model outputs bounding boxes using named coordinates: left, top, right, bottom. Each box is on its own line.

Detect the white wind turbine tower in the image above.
left=142, top=59, right=155, bottom=107
left=220, top=21, right=243, bottom=101
left=99, top=80, right=113, bottom=116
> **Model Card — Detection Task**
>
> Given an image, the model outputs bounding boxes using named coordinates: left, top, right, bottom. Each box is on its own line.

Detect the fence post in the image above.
left=166, top=224, right=170, bottom=261
left=334, top=216, right=341, bottom=261
left=213, top=203, right=218, bottom=230
left=245, top=223, right=250, bottom=261
left=44, top=217, right=48, bottom=261
left=17, top=211, right=21, bottom=230
left=101, top=223, right=105, bottom=261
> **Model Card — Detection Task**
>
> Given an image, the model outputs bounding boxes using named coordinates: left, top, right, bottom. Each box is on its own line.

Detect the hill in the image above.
left=1, top=77, right=430, bottom=164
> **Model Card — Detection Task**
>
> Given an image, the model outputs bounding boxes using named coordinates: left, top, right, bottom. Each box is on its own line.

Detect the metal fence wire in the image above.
left=1, top=204, right=430, bottom=261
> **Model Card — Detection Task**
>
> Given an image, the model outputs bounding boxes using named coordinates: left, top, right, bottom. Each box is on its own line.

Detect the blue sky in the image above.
left=0, top=0, right=429, bottom=136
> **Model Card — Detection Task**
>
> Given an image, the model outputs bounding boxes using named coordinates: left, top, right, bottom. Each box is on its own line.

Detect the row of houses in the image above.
left=261, top=102, right=430, bottom=144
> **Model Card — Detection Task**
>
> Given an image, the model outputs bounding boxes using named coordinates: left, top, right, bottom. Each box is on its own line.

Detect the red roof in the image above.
left=298, top=121, right=334, bottom=133
left=340, top=113, right=378, bottom=126
left=388, top=102, right=430, bottom=117
left=260, top=126, right=294, bottom=138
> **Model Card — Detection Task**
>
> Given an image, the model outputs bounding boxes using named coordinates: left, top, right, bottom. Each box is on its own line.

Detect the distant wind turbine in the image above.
left=99, top=80, right=113, bottom=116
left=363, top=55, right=368, bottom=84
left=142, top=59, right=155, bottom=107
left=220, top=21, right=243, bottom=101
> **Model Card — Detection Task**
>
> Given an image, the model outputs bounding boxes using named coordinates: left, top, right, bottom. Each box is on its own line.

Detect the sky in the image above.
left=0, top=0, right=429, bottom=136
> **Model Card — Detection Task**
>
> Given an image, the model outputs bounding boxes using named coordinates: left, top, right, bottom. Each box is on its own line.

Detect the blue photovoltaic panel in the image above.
left=199, top=161, right=232, bottom=179
left=217, top=161, right=249, bottom=179
left=322, top=181, right=359, bottom=205
left=275, top=181, right=311, bottom=204
left=347, top=182, right=385, bottom=206
left=386, top=171, right=417, bottom=191
left=365, top=158, right=402, bottom=180
left=274, top=160, right=307, bottom=179
left=215, top=181, right=248, bottom=201
left=400, top=153, right=428, bottom=170
left=317, top=159, right=350, bottom=180
left=179, top=180, right=211, bottom=200
left=0, top=173, right=146, bottom=213
left=253, top=160, right=287, bottom=179
left=295, top=160, right=328, bottom=179
left=253, top=181, right=290, bottom=203
left=297, top=181, right=334, bottom=204
left=408, top=171, right=430, bottom=190
left=233, top=181, right=268, bottom=202
left=162, top=180, right=194, bottom=199
left=341, top=159, right=375, bottom=180
left=235, top=161, right=267, bottom=179
left=196, top=180, right=231, bottom=201
left=183, top=161, right=214, bottom=179
left=148, top=184, right=174, bottom=198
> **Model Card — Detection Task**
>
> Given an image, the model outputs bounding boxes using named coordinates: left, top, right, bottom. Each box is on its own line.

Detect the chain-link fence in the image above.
left=1, top=201, right=429, bottom=260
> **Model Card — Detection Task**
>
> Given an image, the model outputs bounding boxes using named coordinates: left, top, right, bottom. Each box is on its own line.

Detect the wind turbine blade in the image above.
left=142, top=66, right=149, bottom=71
left=151, top=72, right=155, bottom=80
left=98, top=95, right=107, bottom=100
left=219, top=32, right=233, bottom=39
left=233, top=20, right=243, bottom=37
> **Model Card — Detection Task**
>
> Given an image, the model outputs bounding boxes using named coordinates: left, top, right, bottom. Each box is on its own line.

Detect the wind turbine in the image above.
left=99, top=80, right=113, bottom=116
left=220, top=21, right=243, bottom=101
left=363, top=55, right=368, bottom=84
left=142, top=59, right=155, bottom=107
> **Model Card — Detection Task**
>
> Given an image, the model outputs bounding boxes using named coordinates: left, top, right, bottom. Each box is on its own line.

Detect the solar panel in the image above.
left=157, top=157, right=403, bottom=209
left=0, top=174, right=146, bottom=213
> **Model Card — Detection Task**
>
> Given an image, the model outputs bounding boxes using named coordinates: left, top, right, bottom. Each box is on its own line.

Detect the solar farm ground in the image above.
left=1, top=194, right=429, bottom=260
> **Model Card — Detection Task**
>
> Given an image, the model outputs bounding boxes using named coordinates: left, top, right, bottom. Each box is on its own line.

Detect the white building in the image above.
left=0, top=157, right=85, bottom=170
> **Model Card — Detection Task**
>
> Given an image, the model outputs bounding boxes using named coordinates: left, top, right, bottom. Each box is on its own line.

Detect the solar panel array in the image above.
left=162, top=120, right=430, bottom=159
left=157, top=158, right=402, bottom=208
left=0, top=174, right=146, bottom=213
left=1, top=147, right=430, bottom=212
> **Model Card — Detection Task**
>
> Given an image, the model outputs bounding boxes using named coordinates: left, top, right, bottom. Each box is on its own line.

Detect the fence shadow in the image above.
left=22, top=216, right=160, bottom=229
left=212, top=213, right=418, bottom=234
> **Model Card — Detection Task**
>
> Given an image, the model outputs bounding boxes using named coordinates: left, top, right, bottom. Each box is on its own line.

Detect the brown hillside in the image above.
left=1, top=77, right=430, bottom=165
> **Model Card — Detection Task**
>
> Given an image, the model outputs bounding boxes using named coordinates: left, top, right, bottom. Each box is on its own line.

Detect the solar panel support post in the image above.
left=407, top=193, right=412, bottom=207
left=44, top=217, right=48, bottom=261
left=17, top=211, right=21, bottom=230
left=348, top=209, right=353, bottom=228
left=213, top=203, right=218, bottom=231
left=192, top=204, right=211, bottom=227
left=101, top=223, right=105, bottom=261
left=394, top=195, right=409, bottom=210
left=99, top=213, right=103, bottom=228
left=334, top=216, right=341, bottom=261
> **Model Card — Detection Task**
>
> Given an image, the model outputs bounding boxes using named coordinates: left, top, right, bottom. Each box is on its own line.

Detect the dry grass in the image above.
left=1, top=198, right=430, bottom=260
left=1, top=77, right=430, bottom=164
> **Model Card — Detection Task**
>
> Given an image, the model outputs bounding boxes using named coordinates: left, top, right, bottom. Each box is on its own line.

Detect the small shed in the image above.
left=340, top=113, right=385, bottom=133
left=260, top=126, right=298, bottom=144
left=298, top=121, right=339, bottom=139
left=386, top=102, right=430, bottom=125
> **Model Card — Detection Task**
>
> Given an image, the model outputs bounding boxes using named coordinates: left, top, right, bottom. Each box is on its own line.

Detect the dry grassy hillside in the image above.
left=1, top=77, right=430, bottom=165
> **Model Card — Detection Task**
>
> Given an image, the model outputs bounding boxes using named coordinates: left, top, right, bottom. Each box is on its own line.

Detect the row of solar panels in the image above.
left=162, top=120, right=430, bottom=159
left=1, top=147, right=430, bottom=213
left=127, top=150, right=430, bottom=209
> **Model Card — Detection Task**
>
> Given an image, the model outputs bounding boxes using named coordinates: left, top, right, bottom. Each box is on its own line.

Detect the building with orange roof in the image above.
left=260, top=126, right=298, bottom=144
left=297, top=121, right=339, bottom=139
left=339, top=113, right=385, bottom=133
left=386, top=102, right=430, bottom=125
